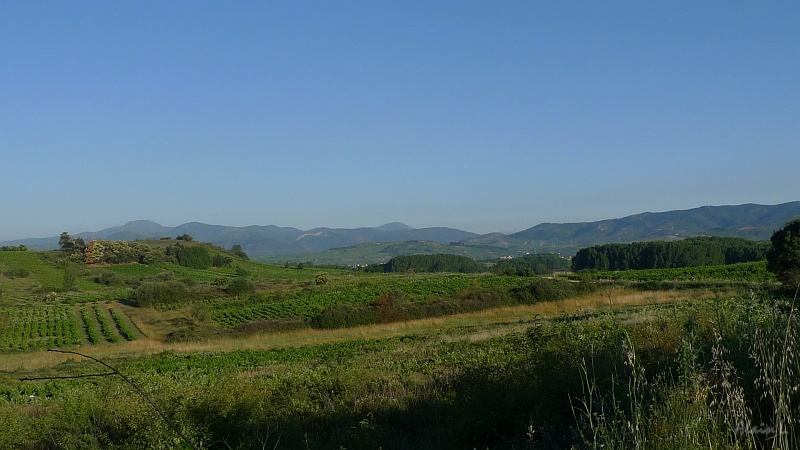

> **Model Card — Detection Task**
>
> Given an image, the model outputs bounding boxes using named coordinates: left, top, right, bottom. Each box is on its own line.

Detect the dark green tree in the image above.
left=62, top=261, right=78, bottom=291
left=766, top=219, right=800, bottom=288
left=175, top=245, right=212, bottom=269
left=230, top=244, right=248, bottom=259
left=59, top=232, right=74, bottom=252
left=212, top=253, right=233, bottom=267
left=226, top=277, right=255, bottom=296
left=74, top=236, right=87, bottom=253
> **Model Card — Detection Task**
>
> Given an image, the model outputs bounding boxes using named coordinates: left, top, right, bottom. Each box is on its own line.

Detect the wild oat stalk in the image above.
left=752, top=285, right=800, bottom=450
left=573, top=335, right=648, bottom=450
left=709, top=330, right=757, bottom=449
left=622, top=336, right=648, bottom=449
left=573, top=356, right=605, bottom=449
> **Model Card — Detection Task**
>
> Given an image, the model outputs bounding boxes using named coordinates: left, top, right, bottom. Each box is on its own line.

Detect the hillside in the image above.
left=463, top=202, right=800, bottom=254
left=511, top=202, right=800, bottom=243
left=2, top=202, right=798, bottom=263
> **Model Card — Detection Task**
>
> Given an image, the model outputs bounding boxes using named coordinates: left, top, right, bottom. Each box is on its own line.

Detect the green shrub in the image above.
left=132, top=281, right=191, bottom=307
left=226, top=277, right=255, bottom=296
left=511, top=278, right=597, bottom=303
left=175, top=245, right=212, bottom=269
left=94, top=271, right=122, bottom=286
left=212, top=253, right=233, bottom=267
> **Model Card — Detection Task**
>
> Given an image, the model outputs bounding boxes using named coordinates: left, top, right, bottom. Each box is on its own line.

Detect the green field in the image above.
left=1, top=243, right=799, bottom=449
left=575, top=260, right=775, bottom=283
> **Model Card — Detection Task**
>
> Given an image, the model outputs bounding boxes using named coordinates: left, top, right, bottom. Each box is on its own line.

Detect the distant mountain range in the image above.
left=2, top=220, right=480, bottom=258
left=3, top=202, right=799, bottom=263
left=467, top=201, right=800, bottom=253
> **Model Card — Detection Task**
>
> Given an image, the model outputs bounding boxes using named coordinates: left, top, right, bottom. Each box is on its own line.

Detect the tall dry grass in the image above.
left=575, top=288, right=800, bottom=450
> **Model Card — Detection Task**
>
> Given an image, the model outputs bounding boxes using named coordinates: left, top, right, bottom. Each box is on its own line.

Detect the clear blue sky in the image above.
left=2, top=1, right=798, bottom=240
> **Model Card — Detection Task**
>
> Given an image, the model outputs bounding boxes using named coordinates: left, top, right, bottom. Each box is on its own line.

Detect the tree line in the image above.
left=489, top=253, right=571, bottom=276
left=370, top=254, right=482, bottom=273
left=0, top=244, right=27, bottom=251
left=572, top=236, right=770, bottom=271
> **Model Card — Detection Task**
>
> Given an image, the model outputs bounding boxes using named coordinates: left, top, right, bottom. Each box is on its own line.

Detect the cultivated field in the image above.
left=0, top=244, right=797, bottom=449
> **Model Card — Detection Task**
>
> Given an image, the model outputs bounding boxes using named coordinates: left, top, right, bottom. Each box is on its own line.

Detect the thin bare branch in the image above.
left=40, top=349, right=199, bottom=450
left=20, top=372, right=116, bottom=381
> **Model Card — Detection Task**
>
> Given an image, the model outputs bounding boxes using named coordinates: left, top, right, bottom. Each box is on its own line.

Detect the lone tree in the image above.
left=766, top=219, right=800, bottom=288
left=59, top=232, right=74, bottom=252
left=230, top=244, right=248, bottom=260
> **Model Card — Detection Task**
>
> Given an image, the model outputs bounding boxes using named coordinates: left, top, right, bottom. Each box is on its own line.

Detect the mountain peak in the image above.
left=118, top=220, right=170, bottom=235
left=124, top=219, right=163, bottom=227
left=375, top=222, right=413, bottom=232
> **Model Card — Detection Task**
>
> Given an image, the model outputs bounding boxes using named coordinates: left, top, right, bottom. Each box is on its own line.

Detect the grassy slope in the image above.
left=0, top=252, right=99, bottom=298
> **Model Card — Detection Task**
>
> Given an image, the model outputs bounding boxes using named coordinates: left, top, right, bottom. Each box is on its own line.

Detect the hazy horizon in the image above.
left=2, top=2, right=798, bottom=241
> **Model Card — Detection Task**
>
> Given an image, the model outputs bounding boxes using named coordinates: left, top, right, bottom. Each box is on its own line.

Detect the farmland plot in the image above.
left=0, top=303, right=139, bottom=351
left=0, top=305, right=82, bottom=350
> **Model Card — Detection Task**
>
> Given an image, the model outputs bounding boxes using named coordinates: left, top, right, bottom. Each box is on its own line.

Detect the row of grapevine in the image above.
left=210, top=275, right=532, bottom=328
left=58, top=288, right=133, bottom=304
left=92, top=303, right=119, bottom=343
left=0, top=302, right=141, bottom=352
left=80, top=305, right=102, bottom=344
left=109, top=308, right=138, bottom=341
left=0, top=305, right=82, bottom=351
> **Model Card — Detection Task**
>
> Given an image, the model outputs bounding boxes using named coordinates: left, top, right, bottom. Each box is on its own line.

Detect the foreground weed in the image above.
left=752, top=286, right=800, bottom=450
left=576, top=290, right=800, bottom=450
left=573, top=334, right=649, bottom=450
left=708, top=330, right=757, bottom=449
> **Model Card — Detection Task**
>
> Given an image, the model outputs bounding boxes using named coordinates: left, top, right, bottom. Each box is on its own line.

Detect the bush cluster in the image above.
left=510, top=277, right=597, bottom=303
left=172, top=245, right=212, bottom=269
left=132, top=281, right=192, bottom=307
left=226, top=277, right=255, bottom=296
